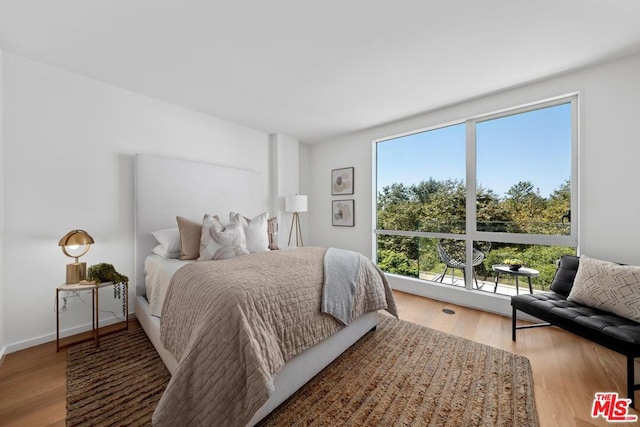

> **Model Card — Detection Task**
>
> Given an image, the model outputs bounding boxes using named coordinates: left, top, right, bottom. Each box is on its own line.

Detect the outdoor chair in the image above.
left=435, top=240, right=490, bottom=289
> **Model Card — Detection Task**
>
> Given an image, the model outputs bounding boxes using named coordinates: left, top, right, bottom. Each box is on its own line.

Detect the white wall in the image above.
left=298, top=143, right=310, bottom=246
left=0, top=44, right=5, bottom=358
left=270, top=134, right=302, bottom=248
left=308, top=52, right=640, bottom=315
left=308, top=140, right=373, bottom=257
left=2, top=53, right=275, bottom=352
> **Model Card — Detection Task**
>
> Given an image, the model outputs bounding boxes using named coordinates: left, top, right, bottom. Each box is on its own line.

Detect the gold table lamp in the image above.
left=59, top=230, right=94, bottom=284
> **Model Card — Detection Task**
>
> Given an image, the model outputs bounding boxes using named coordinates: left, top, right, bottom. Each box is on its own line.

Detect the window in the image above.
left=375, top=96, right=577, bottom=294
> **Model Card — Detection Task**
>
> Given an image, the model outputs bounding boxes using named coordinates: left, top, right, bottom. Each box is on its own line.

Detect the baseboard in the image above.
left=4, top=313, right=136, bottom=355
left=0, top=346, right=6, bottom=368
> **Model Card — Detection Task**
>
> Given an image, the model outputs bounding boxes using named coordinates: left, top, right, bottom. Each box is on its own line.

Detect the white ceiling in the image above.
left=1, top=1, right=640, bottom=144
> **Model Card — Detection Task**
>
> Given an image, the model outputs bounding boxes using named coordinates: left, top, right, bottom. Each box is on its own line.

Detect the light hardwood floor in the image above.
left=0, top=291, right=637, bottom=426
left=393, top=291, right=639, bottom=427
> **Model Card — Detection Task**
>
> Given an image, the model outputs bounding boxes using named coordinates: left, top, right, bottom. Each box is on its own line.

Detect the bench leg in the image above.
left=512, top=306, right=517, bottom=341
left=628, top=356, right=636, bottom=408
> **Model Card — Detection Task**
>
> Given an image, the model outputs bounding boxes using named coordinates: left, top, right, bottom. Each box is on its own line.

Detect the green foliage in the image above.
left=484, top=245, right=575, bottom=290
left=418, top=237, right=442, bottom=273
left=477, top=184, right=510, bottom=232
left=377, top=250, right=419, bottom=277
left=87, top=263, right=128, bottom=285
left=87, top=263, right=128, bottom=315
left=377, top=176, right=575, bottom=290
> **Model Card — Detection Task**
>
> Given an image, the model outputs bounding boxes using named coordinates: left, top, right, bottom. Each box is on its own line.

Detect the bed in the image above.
left=133, top=154, right=396, bottom=426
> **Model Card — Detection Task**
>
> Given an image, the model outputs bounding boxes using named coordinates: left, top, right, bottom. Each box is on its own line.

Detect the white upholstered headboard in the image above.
left=134, top=154, right=264, bottom=296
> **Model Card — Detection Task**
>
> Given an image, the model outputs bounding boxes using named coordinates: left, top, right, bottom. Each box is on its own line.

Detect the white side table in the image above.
left=55, top=281, right=129, bottom=352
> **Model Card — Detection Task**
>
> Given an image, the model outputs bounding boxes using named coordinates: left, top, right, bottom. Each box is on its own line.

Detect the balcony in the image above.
left=419, top=271, right=547, bottom=296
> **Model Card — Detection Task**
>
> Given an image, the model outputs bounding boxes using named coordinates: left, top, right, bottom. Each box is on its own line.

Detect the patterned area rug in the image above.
left=67, top=316, right=538, bottom=426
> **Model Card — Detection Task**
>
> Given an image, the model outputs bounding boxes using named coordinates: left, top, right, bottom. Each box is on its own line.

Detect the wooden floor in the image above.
left=393, top=291, right=639, bottom=427
left=0, top=291, right=637, bottom=426
left=0, top=321, right=140, bottom=427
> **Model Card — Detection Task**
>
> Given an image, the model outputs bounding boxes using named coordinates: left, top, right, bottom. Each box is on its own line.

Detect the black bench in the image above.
left=511, top=255, right=640, bottom=407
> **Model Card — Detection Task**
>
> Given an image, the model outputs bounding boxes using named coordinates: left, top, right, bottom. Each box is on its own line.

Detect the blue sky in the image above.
left=377, top=103, right=571, bottom=198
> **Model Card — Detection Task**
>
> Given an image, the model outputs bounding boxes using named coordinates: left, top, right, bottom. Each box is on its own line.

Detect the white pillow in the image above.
left=231, top=211, right=270, bottom=253
left=152, top=244, right=181, bottom=259
left=198, top=213, right=249, bottom=261
left=567, top=255, right=640, bottom=323
left=151, top=228, right=181, bottom=254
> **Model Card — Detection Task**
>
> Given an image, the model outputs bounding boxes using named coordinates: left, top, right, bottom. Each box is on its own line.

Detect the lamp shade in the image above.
left=59, top=229, right=94, bottom=259
left=285, top=195, right=308, bottom=213
left=59, top=229, right=94, bottom=284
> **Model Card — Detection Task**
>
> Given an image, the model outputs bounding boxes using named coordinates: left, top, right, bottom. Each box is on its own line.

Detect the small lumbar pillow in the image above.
left=567, top=254, right=640, bottom=323
left=267, top=217, right=278, bottom=250
left=151, top=228, right=181, bottom=254
left=198, top=213, right=249, bottom=260
left=231, top=211, right=270, bottom=253
left=176, top=216, right=204, bottom=260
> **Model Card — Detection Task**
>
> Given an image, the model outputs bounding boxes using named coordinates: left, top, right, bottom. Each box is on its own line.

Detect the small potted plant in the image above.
left=87, top=263, right=128, bottom=316
left=504, top=258, right=523, bottom=271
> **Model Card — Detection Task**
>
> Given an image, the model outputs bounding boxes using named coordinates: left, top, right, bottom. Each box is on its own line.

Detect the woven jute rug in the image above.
left=66, top=328, right=171, bottom=427
left=67, top=316, right=538, bottom=426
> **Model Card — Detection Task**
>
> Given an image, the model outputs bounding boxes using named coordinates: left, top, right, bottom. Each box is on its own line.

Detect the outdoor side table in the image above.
left=492, top=265, right=539, bottom=295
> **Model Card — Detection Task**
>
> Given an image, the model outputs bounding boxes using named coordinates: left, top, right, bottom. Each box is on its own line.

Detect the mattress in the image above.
left=144, top=255, right=192, bottom=316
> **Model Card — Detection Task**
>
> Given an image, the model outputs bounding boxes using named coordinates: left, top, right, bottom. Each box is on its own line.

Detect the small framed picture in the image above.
left=331, top=167, right=354, bottom=195
left=332, top=199, right=355, bottom=227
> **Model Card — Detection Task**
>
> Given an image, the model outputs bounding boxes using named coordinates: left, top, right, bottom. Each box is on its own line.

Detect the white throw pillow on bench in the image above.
left=567, top=255, right=640, bottom=323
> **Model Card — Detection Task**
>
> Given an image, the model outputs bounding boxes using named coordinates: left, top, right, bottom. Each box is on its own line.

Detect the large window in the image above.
left=375, top=96, right=577, bottom=294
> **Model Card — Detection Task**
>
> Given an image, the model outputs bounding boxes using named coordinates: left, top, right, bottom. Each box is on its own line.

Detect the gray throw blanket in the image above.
left=322, top=247, right=362, bottom=324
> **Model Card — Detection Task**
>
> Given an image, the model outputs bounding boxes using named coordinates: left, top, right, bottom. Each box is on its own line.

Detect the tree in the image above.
left=504, top=181, right=546, bottom=233
left=543, top=180, right=571, bottom=234
left=476, top=184, right=509, bottom=232
left=377, top=184, right=421, bottom=260
left=419, top=179, right=465, bottom=233
left=377, top=249, right=419, bottom=277
left=376, top=176, right=575, bottom=287
left=505, top=181, right=535, bottom=202
left=377, top=183, right=410, bottom=210
left=411, top=178, right=441, bottom=204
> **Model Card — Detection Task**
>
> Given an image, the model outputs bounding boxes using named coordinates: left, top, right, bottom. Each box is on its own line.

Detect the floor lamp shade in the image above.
left=285, top=195, right=307, bottom=247
left=285, top=195, right=308, bottom=213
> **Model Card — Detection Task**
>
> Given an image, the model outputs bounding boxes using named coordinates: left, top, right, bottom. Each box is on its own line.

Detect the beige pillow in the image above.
left=176, top=216, right=204, bottom=260
left=198, top=213, right=249, bottom=260
left=568, top=255, right=640, bottom=322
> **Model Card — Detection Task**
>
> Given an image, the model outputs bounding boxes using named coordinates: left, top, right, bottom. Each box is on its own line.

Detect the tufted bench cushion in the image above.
left=511, top=255, right=640, bottom=406
left=511, top=292, right=640, bottom=356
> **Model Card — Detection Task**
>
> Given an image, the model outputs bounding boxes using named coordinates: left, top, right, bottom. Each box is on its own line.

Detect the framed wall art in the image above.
left=331, top=167, right=354, bottom=195
left=332, top=199, right=355, bottom=227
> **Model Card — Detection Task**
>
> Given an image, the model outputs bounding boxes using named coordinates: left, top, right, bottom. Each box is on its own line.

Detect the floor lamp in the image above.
left=286, top=194, right=307, bottom=247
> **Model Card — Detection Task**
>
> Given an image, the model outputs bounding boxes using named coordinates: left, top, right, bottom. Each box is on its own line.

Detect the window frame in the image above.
left=373, top=93, right=579, bottom=290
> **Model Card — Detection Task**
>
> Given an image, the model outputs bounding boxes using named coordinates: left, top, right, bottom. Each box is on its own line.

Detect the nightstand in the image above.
left=55, top=281, right=129, bottom=352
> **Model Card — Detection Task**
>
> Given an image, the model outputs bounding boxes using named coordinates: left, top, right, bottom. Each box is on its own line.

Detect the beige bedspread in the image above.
left=152, top=247, right=397, bottom=427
